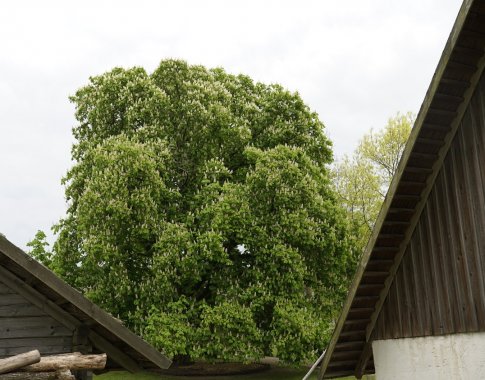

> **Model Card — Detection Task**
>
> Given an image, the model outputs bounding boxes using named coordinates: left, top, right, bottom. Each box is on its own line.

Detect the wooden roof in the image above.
left=0, top=235, right=172, bottom=372
left=319, top=0, right=485, bottom=378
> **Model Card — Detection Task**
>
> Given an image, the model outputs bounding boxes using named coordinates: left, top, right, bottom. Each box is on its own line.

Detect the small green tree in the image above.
left=334, top=112, right=414, bottom=251
left=52, top=60, right=357, bottom=364
left=27, top=230, right=53, bottom=267
left=359, top=112, right=415, bottom=185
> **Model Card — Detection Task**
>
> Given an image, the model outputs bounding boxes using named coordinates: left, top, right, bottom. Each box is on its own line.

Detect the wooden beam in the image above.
left=398, top=180, right=426, bottom=186
left=392, top=194, right=420, bottom=201
left=427, top=108, right=458, bottom=117
left=408, top=152, right=438, bottom=160
left=87, top=331, right=140, bottom=373
left=0, top=266, right=79, bottom=330
left=415, top=137, right=444, bottom=145
left=387, top=207, right=415, bottom=213
left=72, top=326, right=91, bottom=354
left=382, top=221, right=410, bottom=227
left=421, top=121, right=453, bottom=131
left=354, top=342, right=373, bottom=379
left=404, top=166, right=433, bottom=174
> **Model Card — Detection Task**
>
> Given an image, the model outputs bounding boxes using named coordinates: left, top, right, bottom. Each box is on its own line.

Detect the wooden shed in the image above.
left=0, top=235, right=171, bottom=378
left=319, top=0, right=485, bottom=378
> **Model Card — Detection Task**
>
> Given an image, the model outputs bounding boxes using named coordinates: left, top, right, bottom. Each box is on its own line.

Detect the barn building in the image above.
left=0, top=235, right=171, bottom=378
left=319, top=0, right=485, bottom=378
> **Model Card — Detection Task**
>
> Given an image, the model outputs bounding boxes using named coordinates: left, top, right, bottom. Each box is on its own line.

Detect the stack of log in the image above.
left=0, top=350, right=107, bottom=380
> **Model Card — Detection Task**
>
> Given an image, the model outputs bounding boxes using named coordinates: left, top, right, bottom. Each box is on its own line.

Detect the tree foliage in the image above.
left=27, top=230, right=53, bottom=267
left=333, top=112, right=414, bottom=251
left=49, top=60, right=357, bottom=364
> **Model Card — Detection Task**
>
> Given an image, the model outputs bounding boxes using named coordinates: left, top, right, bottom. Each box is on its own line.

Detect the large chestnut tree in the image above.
left=47, top=60, right=357, bottom=364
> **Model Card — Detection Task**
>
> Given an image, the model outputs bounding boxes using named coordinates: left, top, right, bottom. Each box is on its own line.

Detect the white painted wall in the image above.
left=372, top=332, right=485, bottom=380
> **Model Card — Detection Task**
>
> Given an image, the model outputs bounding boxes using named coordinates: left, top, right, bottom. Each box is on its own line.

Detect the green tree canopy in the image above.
left=27, top=230, right=53, bottom=267
left=50, top=60, right=357, bottom=364
left=334, top=111, right=414, bottom=251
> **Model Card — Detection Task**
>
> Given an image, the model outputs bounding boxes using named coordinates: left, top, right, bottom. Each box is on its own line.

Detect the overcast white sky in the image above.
left=0, top=0, right=462, bottom=249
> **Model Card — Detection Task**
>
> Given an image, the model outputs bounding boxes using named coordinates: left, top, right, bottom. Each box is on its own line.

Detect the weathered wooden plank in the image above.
left=0, top=284, right=14, bottom=295
left=0, top=346, right=72, bottom=357
left=0, top=317, right=71, bottom=339
left=449, top=145, right=480, bottom=332
left=0, top=337, right=72, bottom=350
left=400, top=246, right=416, bottom=336
left=0, top=303, right=46, bottom=318
left=0, top=295, right=31, bottom=307
left=72, top=326, right=91, bottom=354
left=0, top=266, right=79, bottom=331
left=459, top=117, right=485, bottom=327
left=430, top=178, right=455, bottom=333
left=439, top=164, right=466, bottom=333
left=424, top=200, right=448, bottom=335
left=469, top=90, right=485, bottom=325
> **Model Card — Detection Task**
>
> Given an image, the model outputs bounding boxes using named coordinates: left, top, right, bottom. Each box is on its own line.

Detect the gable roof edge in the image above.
left=0, top=236, right=172, bottom=371
left=319, top=0, right=485, bottom=377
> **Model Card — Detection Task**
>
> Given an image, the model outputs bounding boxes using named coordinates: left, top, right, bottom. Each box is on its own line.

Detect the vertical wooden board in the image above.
left=423, top=203, right=447, bottom=335
left=435, top=173, right=464, bottom=333
left=452, top=131, right=484, bottom=331
left=385, top=278, right=396, bottom=338
left=413, top=220, right=434, bottom=336
left=459, top=117, right=485, bottom=327
left=377, top=302, right=386, bottom=339
left=471, top=86, right=485, bottom=302
left=393, top=266, right=404, bottom=337
left=419, top=213, right=443, bottom=335
left=432, top=187, right=456, bottom=332
left=400, top=247, right=416, bottom=337
left=442, top=158, right=469, bottom=333
left=407, top=240, right=425, bottom=336
left=449, top=145, right=479, bottom=332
